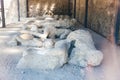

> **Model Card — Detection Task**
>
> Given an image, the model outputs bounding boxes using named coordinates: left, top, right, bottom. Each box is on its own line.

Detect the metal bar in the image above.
left=84, top=0, right=89, bottom=28
left=17, top=0, right=20, bottom=21
left=68, top=0, right=71, bottom=16
left=26, top=0, right=29, bottom=17
left=114, top=0, right=120, bottom=44
left=74, top=0, right=76, bottom=18
left=1, top=0, right=6, bottom=28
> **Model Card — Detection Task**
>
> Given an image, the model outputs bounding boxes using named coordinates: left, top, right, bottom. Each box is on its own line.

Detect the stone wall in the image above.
left=5, top=0, right=70, bottom=23
left=75, top=0, right=117, bottom=38
left=28, top=0, right=69, bottom=16
left=6, top=0, right=27, bottom=24
left=88, top=0, right=117, bottom=37
left=19, top=0, right=27, bottom=17
left=6, top=0, right=19, bottom=24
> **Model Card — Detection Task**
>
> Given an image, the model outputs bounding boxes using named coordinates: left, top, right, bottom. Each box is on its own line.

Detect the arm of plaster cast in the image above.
left=19, top=30, right=31, bottom=34
left=30, top=32, right=48, bottom=40
left=31, top=26, right=51, bottom=39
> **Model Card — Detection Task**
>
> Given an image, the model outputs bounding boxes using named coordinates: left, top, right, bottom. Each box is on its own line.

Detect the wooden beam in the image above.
left=1, top=0, right=6, bottom=28
left=84, top=0, right=89, bottom=28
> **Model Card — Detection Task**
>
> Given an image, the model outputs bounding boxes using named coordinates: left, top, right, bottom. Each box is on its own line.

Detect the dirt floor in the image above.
left=0, top=23, right=120, bottom=80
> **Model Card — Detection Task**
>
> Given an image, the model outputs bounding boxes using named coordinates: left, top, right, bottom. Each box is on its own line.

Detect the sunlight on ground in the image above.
left=1, top=47, right=23, bottom=54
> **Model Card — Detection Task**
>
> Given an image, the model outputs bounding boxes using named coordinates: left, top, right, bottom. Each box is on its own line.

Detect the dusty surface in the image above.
left=0, top=25, right=85, bottom=80
left=0, top=24, right=120, bottom=80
